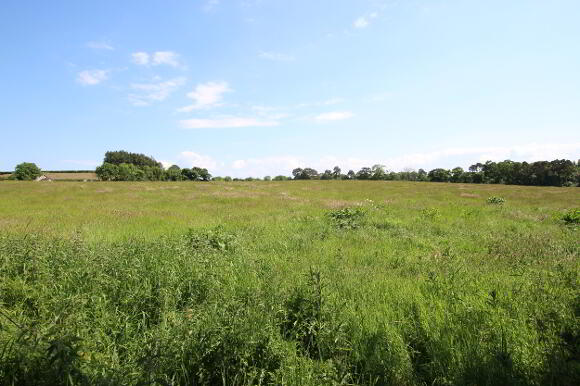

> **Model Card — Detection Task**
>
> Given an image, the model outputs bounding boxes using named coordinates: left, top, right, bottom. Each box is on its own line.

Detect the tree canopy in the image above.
left=14, top=162, right=42, bottom=180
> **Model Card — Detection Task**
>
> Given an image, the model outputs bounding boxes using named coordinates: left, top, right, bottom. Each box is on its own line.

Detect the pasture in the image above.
left=0, top=181, right=578, bottom=385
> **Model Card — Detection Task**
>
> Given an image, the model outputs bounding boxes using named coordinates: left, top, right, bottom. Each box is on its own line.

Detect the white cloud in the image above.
left=132, top=51, right=181, bottom=67
left=218, top=142, right=580, bottom=177
left=258, top=51, right=295, bottom=61
left=132, top=52, right=150, bottom=65
left=178, top=81, right=231, bottom=112
left=315, top=111, right=354, bottom=122
left=178, top=151, right=217, bottom=169
left=159, top=160, right=174, bottom=169
left=152, top=51, right=180, bottom=67
left=179, top=117, right=279, bottom=129
left=383, top=142, right=580, bottom=170
left=231, top=156, right=303, bottom=176
left=87, top=41, right=114, bottom=50
left=203, top=0, right=220, bottom=11
left=128, top=77, right=186, bottom=106
left=354, top=17, right=369, bottom=28
left=77, top=70, right=109, bottom=86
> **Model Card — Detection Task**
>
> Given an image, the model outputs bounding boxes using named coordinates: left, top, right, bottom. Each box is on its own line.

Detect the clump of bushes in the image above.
left=421, top=207, right=441, bottom=219
left=487, top=196, right=506, bottom=205
left=560, top=208, right=579, bottom=225
left=327, top=207, right=366, bottom=229
left=14, top=162, right=42, bottom=180
left=186, top=226, right=237, bottom=252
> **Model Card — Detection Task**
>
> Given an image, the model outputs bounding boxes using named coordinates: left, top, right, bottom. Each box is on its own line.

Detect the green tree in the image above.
left=96, top=162, right=119, bottom=181
left=371, top=164, right=387, bottom=180
left=293, top=168, right=319, bottom=180
left=332, top=166, right=342, bottom=179
left=165, top=165, right=183, bottom=181
left=104, top=150, right=162, bottom=168
left=356, top=167, right=372, bottom=180
left=14, top=162, right=42, bottom=180
left=428, top=168, right=451, bottom=182
left=320, top=170, right=333, bottom=180
left=450, top=167, right=465, bottom=183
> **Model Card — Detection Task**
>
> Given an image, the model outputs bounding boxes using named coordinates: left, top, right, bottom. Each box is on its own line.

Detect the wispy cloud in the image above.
left=132, top=52, right=150, bottom=65
left=179, top=117, right=279, bottom=129
left=77, top=69, right=109, bottom=86
left=354, top=11, right=378, bottom=29
left=353, top=17, right=369, bottom=28
left=258, top=51, right=295, bottom=62
left=87, top=41, right=114, bottom=50
left=152, top=51, right=180, bottom=67
left=131, top=51, right=181, bottom=67
left=296, top=97, right=344, bottom=109
left=203, top=0, right=220, bottom=12
left=128, top=77, right=186, bottom=106
left=383, top=142, right=580, bottom=170
left=178, top=151, right=217, bottom=169
left=220, top=142, right=580, bottom=177
left=160, top=150, right=220, bottom=171
left=178, top=81, right=231, bottom=112
left=315, top=111, right=354, bottom=122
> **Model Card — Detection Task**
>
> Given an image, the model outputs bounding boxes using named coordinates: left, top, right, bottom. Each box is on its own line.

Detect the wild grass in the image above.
left=0, top=181, right=578, bottom=385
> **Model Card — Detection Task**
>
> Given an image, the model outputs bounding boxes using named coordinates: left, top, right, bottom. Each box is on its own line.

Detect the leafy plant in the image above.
left=327, top=207, right=366, bottom=229
left=560, top=208, right=579, bottom=225
left=421, top=207, right=441, bottom=219
left=487, top=196, right=506, bottom=205
left=186, top=225, right=237, bottom=252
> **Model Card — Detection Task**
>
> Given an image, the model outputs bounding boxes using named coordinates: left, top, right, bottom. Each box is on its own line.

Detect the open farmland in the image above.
left=43, top=172, right=98, bottom=181
left=0, top=181, right=578, bottom=385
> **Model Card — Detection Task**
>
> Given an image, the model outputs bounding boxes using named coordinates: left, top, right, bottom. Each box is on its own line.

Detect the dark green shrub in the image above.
left=14, top=162, right=42, bottom=180
left=327, top=207, right=366, bottom=229
left=560, top=208, right=579, bottom=225
left=487, top=196, right=506, bottom=205
left=186, top=226, right=237, bottom=252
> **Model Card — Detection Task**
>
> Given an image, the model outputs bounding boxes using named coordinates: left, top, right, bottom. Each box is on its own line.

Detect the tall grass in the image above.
left=0, top=181, right=578, bottom=384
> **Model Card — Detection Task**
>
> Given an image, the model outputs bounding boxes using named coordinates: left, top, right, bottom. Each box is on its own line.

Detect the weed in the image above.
left=186, top=225, right=237, bottom=252
left=487, top=196, right=506, bottom=205
left=560, top=208, right=579, bottom=225
left=420, top=207, right=441, bottom=219
left=327, top=207, right=366, bottom=229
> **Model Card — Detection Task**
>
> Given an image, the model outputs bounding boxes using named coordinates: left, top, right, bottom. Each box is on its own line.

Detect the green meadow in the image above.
left=0, top=181, right=578, bottom=385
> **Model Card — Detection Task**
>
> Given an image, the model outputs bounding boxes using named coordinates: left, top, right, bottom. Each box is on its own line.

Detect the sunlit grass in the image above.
left=0, top=181, right=578, bottom=385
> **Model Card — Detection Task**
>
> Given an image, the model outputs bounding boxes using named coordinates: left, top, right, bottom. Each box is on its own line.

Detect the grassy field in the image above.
left=0, top=181, right=578, bottom=385
left=0, top=172, right=98, bottom=181
left=44, top=172, right=98, bottom=181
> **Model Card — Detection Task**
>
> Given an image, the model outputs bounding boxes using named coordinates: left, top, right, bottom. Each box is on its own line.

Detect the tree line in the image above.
left=7, top=150, right=580, bottom=187
left=95, top=151, right=211, bottom=181
left=291, top=160, right=579, bottom=187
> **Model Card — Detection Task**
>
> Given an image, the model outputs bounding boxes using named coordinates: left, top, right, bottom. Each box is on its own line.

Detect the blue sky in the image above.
left=1, top=0, right=579, bottom=177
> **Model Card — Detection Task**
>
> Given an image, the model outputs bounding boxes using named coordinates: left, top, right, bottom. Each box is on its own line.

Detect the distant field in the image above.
left=0, top=181, right=578, bottom=385
left=44, top=172, right=98, bottom=180
left=0, top=172, right=98, bottom=180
